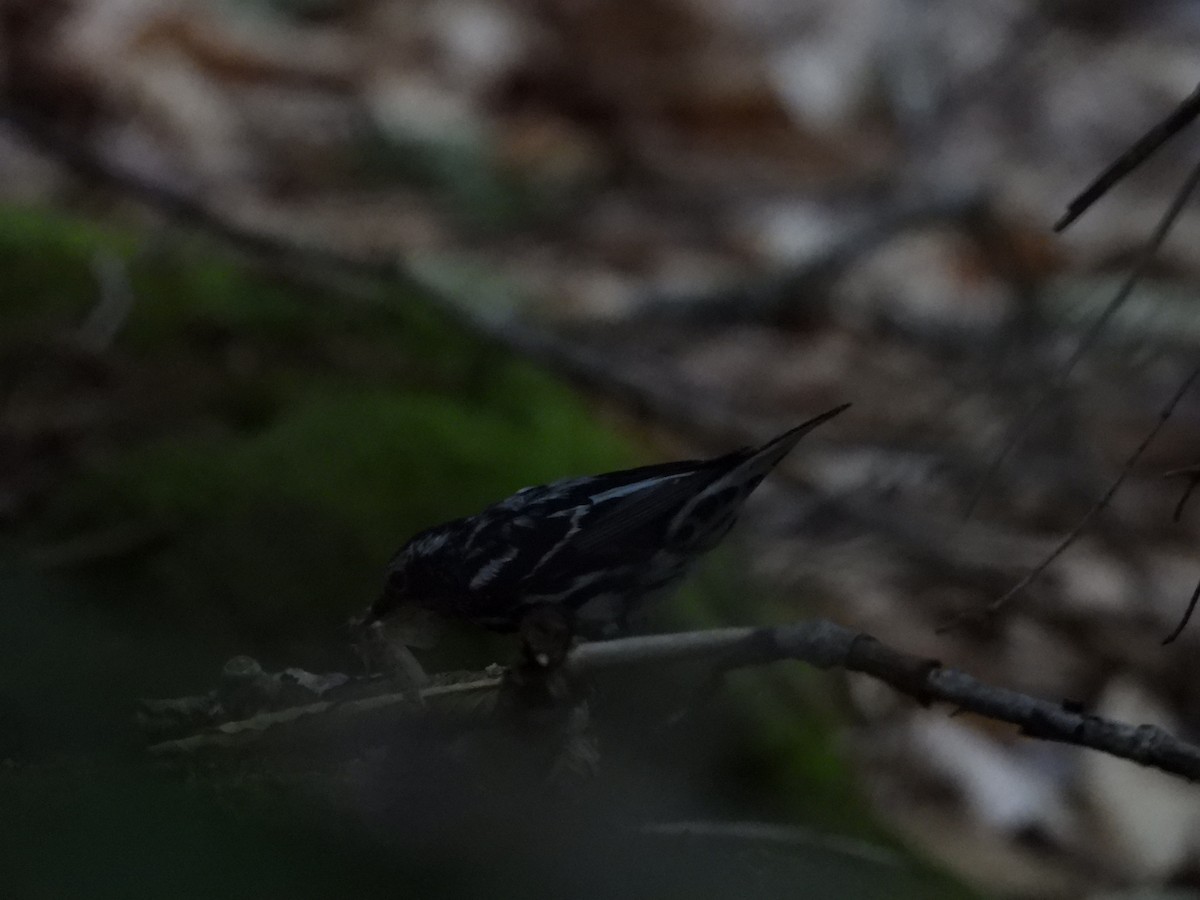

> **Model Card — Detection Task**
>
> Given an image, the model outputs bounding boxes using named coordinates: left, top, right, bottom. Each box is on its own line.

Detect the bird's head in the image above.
left=354, top=530, right=449, bottom=648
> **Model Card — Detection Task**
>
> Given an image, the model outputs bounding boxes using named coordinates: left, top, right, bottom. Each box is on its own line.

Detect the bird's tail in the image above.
left=666, top=402, right=849, bottom=553
left=744, top=402, right=850, bottom=476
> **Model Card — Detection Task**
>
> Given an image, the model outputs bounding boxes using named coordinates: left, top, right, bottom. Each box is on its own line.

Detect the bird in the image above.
left=363, top=403, right=848, bottom=640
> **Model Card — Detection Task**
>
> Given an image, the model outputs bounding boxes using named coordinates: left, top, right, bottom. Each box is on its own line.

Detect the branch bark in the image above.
left=145, top=620, right=1200, bottom=783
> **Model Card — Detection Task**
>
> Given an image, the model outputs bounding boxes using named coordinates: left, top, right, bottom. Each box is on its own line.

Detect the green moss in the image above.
left=68, top=380, right=634, bottom=652
left=0, top=203, right=630, bottom=651
left=92, top=388, right=620, bottom=537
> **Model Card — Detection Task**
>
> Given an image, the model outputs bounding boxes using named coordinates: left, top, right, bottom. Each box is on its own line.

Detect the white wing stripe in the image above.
left=525, top=504, right=587, bottom=579
left=588, top=473, right=691, bottom=505
left=469, top=546, right=520, bottom=589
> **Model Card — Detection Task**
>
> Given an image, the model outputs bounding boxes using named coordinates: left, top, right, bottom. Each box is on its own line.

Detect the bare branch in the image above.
left=574, top=622, right=1200, bottom=780
left=145, top=620, right=1200, bottom=782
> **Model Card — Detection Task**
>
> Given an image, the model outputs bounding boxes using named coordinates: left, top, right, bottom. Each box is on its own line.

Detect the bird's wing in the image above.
left=460, top=404, right=849, bottom=594
left=458, top=461, right=725, bottom=595
left=560, top=464, right=727, bottom=557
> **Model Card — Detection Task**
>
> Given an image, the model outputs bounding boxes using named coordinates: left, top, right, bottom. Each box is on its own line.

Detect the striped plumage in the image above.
left=366, top=404, right=848, bottom=637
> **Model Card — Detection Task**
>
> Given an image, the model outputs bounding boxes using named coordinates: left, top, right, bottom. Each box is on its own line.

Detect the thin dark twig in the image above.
left=942, top=362, right=1200, bottom=633
left=1167, top=465, right=1200, bottom=522
left=964, top=154, right=1200, bottom=518
left=1163, top=576, right=1200, bottom=645
left=1055, top=82, right=1200, bottom=232
left=1161, top=460, right=1200, bottom=644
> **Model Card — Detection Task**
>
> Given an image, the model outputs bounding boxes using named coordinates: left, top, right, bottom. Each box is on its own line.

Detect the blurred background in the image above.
left=4, top=0, right=1200, bottom=897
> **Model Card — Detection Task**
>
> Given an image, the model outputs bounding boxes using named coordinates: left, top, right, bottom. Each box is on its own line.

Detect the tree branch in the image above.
left=144, top=620, right=1200, bottom=782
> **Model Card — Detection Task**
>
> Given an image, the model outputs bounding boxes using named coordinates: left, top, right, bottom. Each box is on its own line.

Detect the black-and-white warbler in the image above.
left=364, top=404, right=848, bottom=638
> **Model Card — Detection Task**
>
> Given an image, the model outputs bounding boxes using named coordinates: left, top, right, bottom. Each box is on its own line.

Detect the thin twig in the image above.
left=1159, top=459, right=1200, bottom=644
left=1055, top=82, right=1200, bottom=232
left=1174, top=478, right=1200, bottom=521
left=943, top=362, right=1200, bottom=633
left=964, top=153, right=1200, bottom=517
left=1162, top=577, right=1200, bottom=646
left=1165, top=464, right=1200, bottom=522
